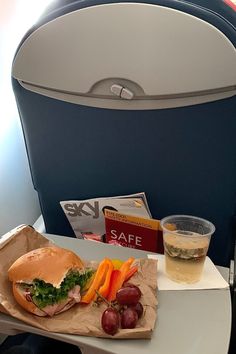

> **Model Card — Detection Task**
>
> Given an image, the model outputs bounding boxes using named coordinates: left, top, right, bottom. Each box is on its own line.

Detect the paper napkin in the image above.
left=148, top=254, right=229, bottom=290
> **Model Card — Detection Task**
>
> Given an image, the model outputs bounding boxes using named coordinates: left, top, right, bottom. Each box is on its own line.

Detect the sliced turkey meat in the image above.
left=24, top=284, right=81, bottom=317
left=68, top=285, right=81, bottom=303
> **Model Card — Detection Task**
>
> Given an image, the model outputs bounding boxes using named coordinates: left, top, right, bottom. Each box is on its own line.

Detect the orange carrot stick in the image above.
left=106, top=269, right=121, bottom=302
left=97, top=259, right=114, bottom=299
left=107, top=257, right=134, bottom=302
left=124, top=266, right=138, bottom=282
left=81, top=258, right=108, bottom=303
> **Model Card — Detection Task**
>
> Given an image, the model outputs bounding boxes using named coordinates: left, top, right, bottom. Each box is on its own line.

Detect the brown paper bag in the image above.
left=0, top=225, right=158, bottom=339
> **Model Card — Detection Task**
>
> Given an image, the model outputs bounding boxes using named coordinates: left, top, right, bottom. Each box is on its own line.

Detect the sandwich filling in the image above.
left=18, top=269, right=94, bottom=316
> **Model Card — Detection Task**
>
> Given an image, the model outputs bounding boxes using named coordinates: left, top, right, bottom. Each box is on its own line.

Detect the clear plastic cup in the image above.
left=160, top=215, right=215, bottom=284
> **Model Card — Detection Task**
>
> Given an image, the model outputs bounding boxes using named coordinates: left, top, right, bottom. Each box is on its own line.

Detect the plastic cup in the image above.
left=160, top=215, right=215, bottom=284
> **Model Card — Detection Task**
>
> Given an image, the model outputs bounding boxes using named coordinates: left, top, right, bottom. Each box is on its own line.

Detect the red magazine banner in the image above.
left=104, top=210, right=164, bottom=254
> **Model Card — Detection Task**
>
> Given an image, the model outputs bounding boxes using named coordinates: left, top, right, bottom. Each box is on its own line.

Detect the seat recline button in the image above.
left=110, top=84, right=123, bottom=96
left=120, top=87, right=134, bottom=100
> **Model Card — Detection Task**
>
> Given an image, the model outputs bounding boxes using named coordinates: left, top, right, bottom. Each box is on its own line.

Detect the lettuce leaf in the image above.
left=21, top=269, right=94, bottom=309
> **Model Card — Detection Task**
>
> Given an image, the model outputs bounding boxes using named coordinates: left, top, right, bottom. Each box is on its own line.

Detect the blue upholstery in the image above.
left=13, top=77, right=236, bottom=267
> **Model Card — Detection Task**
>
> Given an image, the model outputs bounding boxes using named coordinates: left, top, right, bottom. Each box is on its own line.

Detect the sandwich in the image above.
left=8, top=246, right=94, bottom=317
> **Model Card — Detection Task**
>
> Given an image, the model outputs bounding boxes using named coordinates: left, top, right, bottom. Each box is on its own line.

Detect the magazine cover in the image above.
left=60, top=192, right=152, bottom=240
left=104, top=209, right=163, bottom=253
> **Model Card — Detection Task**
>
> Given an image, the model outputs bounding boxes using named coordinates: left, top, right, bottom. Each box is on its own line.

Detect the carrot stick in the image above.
left=81, top=259, right=108, bottom=303
left=107, top=257, right=134, bottom=302
left=124, top=266, right=138, bottom=282
left=97, top=259, right=114, bottom=299
left=106, top=269, right=121, bottom=302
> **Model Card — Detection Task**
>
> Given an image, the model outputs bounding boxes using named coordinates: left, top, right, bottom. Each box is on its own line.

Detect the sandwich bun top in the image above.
left=8, top=246, right=84, bottom=288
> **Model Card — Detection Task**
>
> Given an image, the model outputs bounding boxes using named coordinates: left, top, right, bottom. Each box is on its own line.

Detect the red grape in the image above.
left=116, top=286, right=141, bottom=306
left=121, top=308, right=138, bottom=329
left=129, top=302, right=143, bottom=318
left=101, top=307, right=120, bottom=335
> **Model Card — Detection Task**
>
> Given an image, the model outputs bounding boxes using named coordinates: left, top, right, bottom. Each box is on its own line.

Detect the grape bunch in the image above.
left=101, top=283, right=143, bottom=335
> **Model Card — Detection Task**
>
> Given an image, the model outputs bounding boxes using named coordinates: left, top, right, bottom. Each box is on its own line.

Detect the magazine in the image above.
left=104, top=209, right=163, bottom=253
left=60, top=192, right=152, bottom=240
